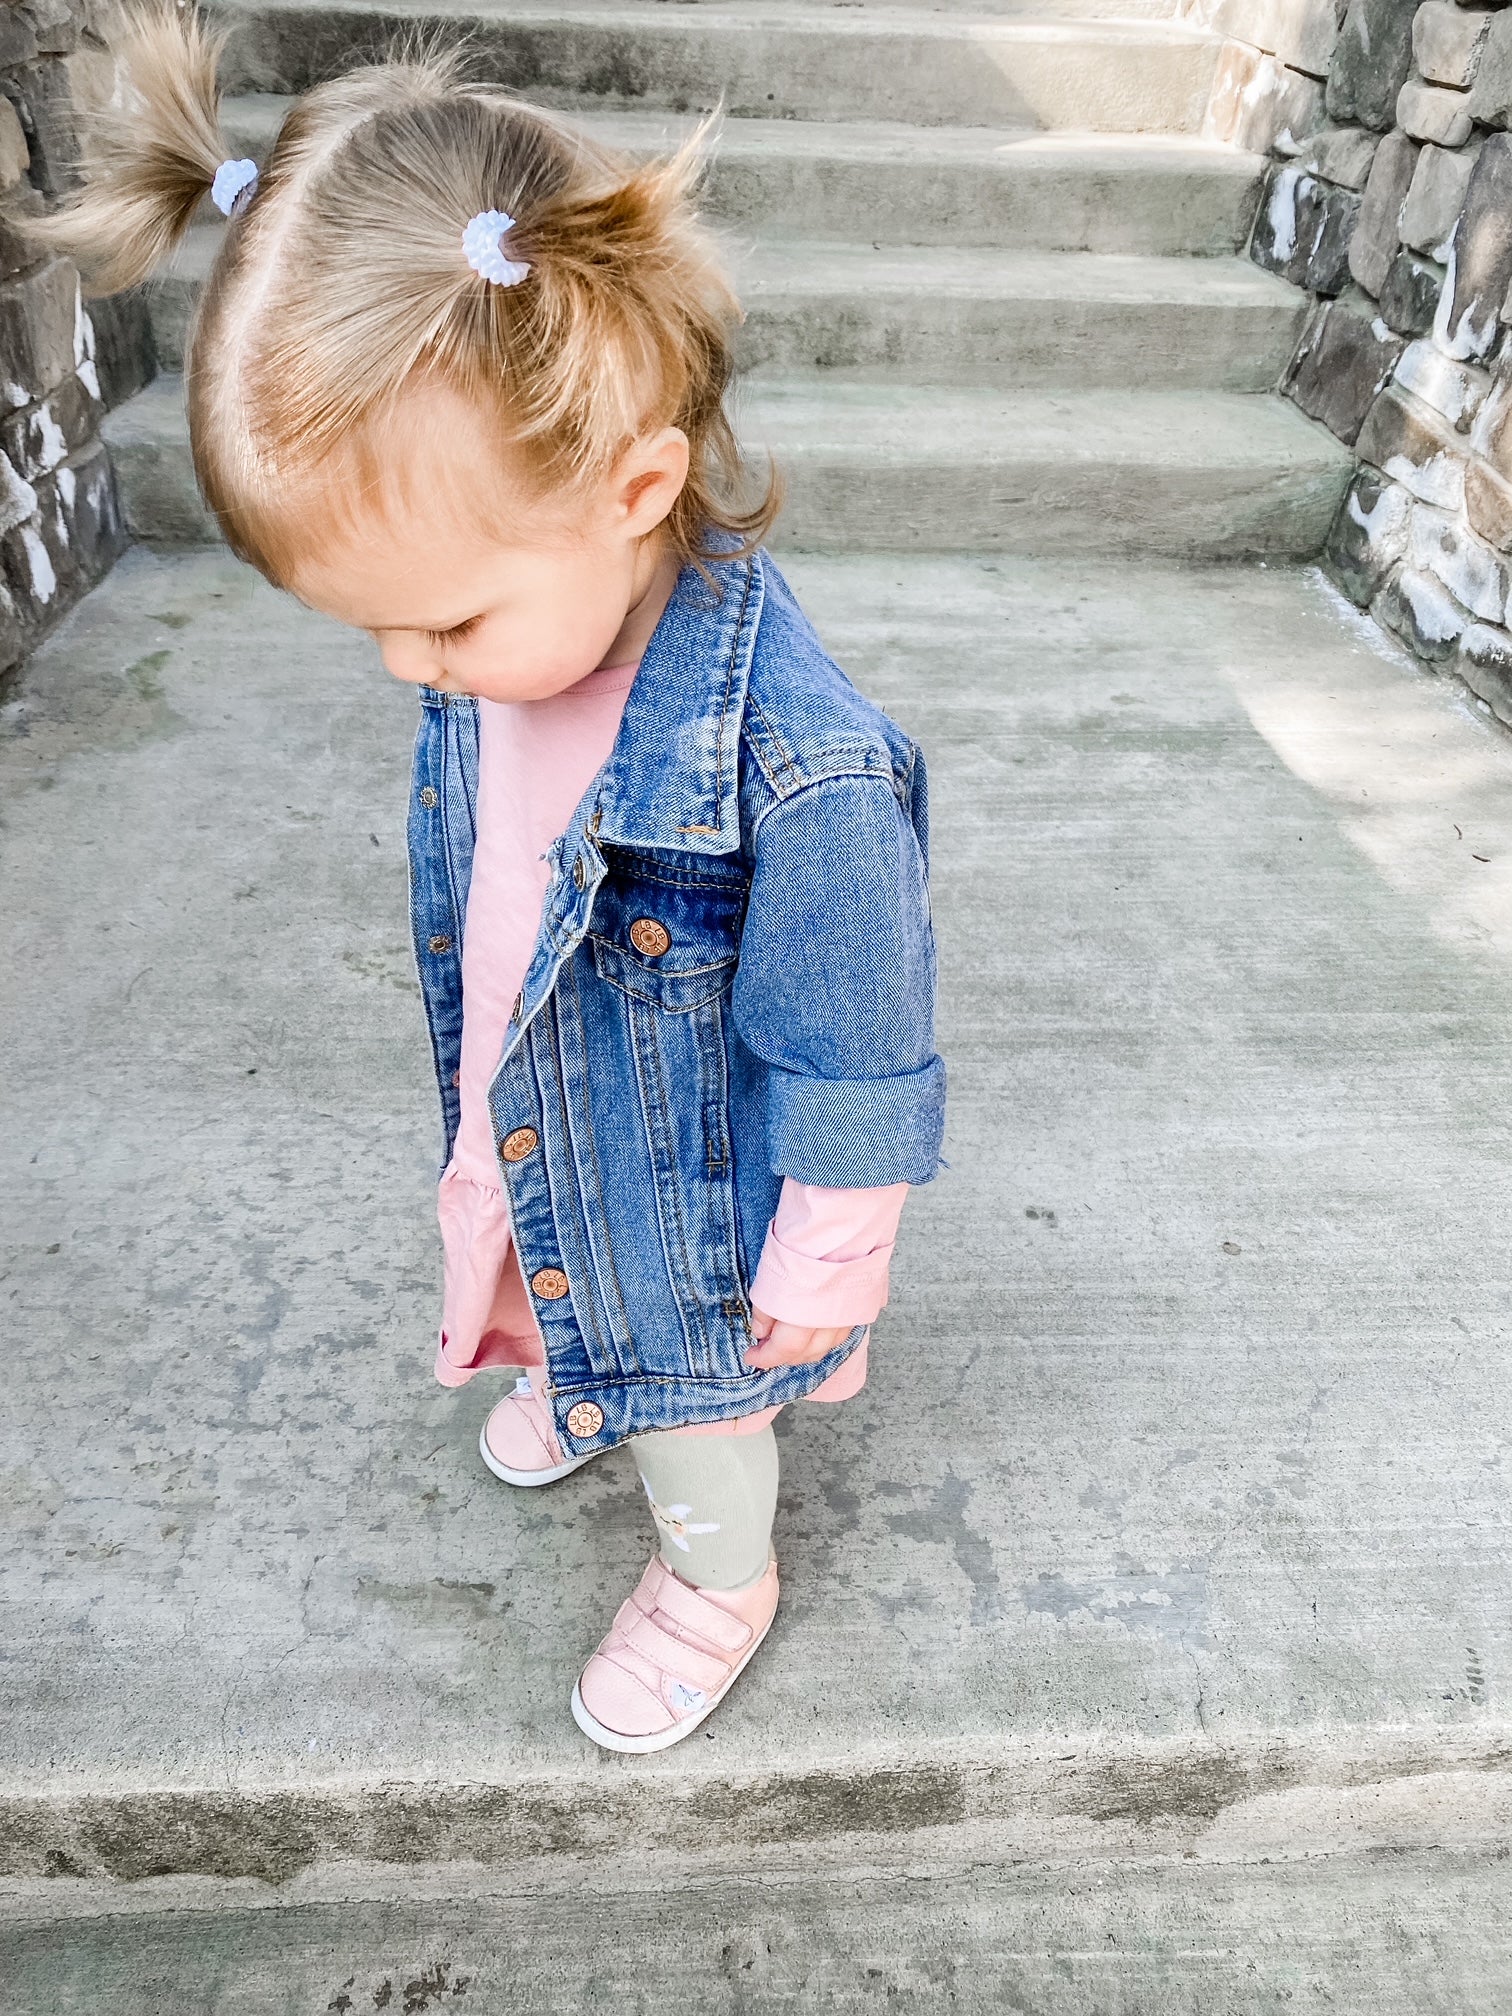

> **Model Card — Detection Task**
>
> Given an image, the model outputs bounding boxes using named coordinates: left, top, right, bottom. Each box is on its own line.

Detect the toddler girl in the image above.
left=47, top=10, right=945, bottom=1751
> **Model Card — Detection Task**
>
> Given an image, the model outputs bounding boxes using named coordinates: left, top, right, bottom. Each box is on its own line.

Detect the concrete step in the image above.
left=147, top=228, right=1304, bottom=391
left=214, top=0, right=1224, bottom=133
left=220, top=94, right=1266, bottom=254
left=101, top=374, right=1351, bottom=557
left=9, top=1848, right=1512, bottom=2010
left=8, top=546, right=1512, bottom=1997
left=745, top=381, right=1351, bottom=553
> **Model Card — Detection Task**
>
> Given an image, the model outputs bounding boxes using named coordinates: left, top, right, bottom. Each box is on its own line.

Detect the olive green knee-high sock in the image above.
left=627, top=1424, right=779, bottom=1592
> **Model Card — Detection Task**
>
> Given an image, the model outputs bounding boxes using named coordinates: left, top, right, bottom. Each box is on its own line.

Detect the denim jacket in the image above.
left=406, top=545, right=945, bottom=1453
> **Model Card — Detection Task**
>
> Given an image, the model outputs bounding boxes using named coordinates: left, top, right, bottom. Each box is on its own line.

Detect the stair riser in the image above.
left=770, top=456, right=1350, bottom=555
left=215, top=7, right=1220, bottom=133
left=736, top=295, right=1302, bottom=392
left=145, top=268, right=1302, bottom=390
left=218, top=104, right=1265, bottom=254
left=100, top=427, right=1349, bottom=561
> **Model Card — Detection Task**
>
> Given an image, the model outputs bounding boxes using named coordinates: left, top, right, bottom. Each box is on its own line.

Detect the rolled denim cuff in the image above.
left=765, top=1056, right=946, bottom=1186
left=750, top=1223, right=893, bottom=1327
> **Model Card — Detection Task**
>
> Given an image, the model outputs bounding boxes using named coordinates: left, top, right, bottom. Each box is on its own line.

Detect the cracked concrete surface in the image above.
left=5, top=548, right=1512, bottom=1980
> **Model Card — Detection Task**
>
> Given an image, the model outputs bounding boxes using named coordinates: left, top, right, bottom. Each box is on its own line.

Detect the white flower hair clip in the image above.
left=462, top=209, right=531, bottom=287
left=211, top=157, right=259, bottom=219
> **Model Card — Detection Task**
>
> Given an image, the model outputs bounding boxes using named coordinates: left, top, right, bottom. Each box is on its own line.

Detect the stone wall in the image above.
left=0, top=0, right=151, bottom=679
left=1189, top=0, right=1512, bottom=726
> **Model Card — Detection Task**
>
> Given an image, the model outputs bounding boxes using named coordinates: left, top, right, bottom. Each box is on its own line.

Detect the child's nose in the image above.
left=376, top=633, right=442, bottom=686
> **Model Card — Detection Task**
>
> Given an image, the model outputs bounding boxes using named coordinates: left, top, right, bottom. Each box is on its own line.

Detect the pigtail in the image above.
left=29, top=4, right=230, bottom=294
left=493, top=113, right=783, bottom=561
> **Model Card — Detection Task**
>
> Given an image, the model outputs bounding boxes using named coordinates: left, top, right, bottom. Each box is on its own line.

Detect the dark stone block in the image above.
left=1, top=371, right=101, bottom=480
left=0, top=11, right=39, bottom=67
left=1349, top=128, right=1419, bottom=293
left=21, top=0, right=79, bottom=57
left=1251, top=163, right=1360, bottom=294
left=1436, top=132, right=1512, bottom=359
left=53, top=440, right=124, bottom=588
left=1466, top=455, right=1512, bottom=548
left=7, top=61, right=81, bottom=199
left=1379, top=249, right=1445, bottom=333
left=85, top=288, right=157, bottom=411
left=1324, top=466, right=1414, bottom=601
left=0, top=189, right=48, bottom=282
left=1456, top=621, right=1512, bottom=725
left=1286, top=291, right=1405, bottom=442
left=1328, top=0, right=1422, bottom=129
left=1371, top=563, right=1467, bottom=660
left=1357, top=382, right=1468, bottom=506
left=1, top=493, right=68, bottom=629
left=0, top=576, right=25, bottom=675
left=0, top=256, right=79, bottom=404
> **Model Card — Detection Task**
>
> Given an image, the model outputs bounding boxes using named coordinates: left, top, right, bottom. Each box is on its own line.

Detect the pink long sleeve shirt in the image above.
left=433, top=656, right=907, bottom=1429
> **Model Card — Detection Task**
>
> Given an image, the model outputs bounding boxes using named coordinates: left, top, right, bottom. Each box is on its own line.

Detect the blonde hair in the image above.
left=36, top=6, right=780, bottom=585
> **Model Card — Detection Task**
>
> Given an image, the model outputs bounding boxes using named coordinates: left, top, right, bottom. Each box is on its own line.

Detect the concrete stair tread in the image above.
left=744, top=244, right=1303, bottom=309
left=223, top=90, right=1265, bottom=178
left=217, top=98, right=1266, bottom=255
left=109, top=370, right=1349, bottom=470
left=7, top=547, right=1512, bottom=1894
left=225, top=91, right=1260, bottom=169
left=217, top=3, right=1222, bottom=131
left=219, top=0, right=1220, bottom=43
left=160, top=219, right=1299, bottom=310
left=741, top=379, right=1351, bottom=470
left=103, top=374, right=1352, bottom=556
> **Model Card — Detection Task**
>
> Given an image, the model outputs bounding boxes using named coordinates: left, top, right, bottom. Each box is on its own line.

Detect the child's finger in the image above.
left=745, top=1322, right=850, bottom=1368
left=749, top=1306, right=776, bottom=1339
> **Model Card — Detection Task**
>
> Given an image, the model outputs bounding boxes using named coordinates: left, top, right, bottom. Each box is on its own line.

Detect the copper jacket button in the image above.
left=629, top=917, right=671, bottom=957
left=531, top=1266, right=569, bottom=1300
left=566, top=1401, right=604, bottom=1438
left=499, top=1126, right=539, bottom=1162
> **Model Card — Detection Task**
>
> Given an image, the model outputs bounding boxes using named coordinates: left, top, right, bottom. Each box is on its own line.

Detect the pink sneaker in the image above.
left=479, top=1377, right=602, bottom=1488
left=570, top=1553, right=780, bottom=1753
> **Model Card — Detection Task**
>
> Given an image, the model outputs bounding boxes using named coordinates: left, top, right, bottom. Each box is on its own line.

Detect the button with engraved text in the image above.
left=419, top=786, right=437, bottom=808
left=629, top=917, right=671, bottom=957
left=572, top=856, right=586, bottom=889
left=567, top=1401, right=604, bottom=1438
left=530, top=1266, right=569, bottom=1300
left=499, top=1126, right=539, bottom=1162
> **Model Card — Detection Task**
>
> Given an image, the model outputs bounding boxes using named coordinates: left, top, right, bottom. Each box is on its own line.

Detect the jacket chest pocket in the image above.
left=589, top=856, right=745, bottom=1013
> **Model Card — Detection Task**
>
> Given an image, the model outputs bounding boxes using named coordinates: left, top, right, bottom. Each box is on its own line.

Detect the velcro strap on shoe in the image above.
left=620, top=1611, right=730, bottom=1693
left=646, top=1573, right=753, bottom=1654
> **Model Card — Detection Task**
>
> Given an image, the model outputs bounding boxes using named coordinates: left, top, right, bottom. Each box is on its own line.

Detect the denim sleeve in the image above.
left=732, top=772, right=946, bottom=1187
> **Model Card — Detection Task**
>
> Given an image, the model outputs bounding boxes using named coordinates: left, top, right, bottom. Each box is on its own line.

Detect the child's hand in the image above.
left=745, top=1306, right=853, bottom=1370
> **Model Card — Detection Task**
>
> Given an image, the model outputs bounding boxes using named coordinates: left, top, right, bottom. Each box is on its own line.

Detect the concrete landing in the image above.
left=5, top=548, right=1512, bottom=1993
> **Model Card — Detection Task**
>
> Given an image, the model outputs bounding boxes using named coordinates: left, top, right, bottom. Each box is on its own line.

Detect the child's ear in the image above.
left=616, top=427, right=690, bottom=534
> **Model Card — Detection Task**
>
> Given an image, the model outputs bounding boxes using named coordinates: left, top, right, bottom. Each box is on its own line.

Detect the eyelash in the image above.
left=424, top=615, right=482, bottom=649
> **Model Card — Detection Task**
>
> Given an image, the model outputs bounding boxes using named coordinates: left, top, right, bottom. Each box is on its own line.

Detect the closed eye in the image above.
left=423, top=614, right=483, bottom=648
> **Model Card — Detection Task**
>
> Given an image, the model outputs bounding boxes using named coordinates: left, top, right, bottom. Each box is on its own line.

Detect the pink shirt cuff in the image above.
left=749, top=1179, right=908, bottom=1328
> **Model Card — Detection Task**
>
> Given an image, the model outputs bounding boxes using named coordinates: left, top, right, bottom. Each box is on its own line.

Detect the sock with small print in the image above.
left=627, top=1422, right=778, bottom=1591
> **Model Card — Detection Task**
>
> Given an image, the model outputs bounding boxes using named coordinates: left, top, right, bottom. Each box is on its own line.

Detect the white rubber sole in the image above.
left=569, top=1602, right=777, bottom=1754
left=477, top=1419, right=601, bottom=1489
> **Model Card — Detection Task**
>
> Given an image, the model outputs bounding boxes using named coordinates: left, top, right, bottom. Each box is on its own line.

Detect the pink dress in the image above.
left=433, top=657, right=907, bottom=1434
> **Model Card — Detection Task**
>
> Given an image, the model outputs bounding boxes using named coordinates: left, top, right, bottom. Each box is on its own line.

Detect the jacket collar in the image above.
left=588, top=543, right=764, bottom=857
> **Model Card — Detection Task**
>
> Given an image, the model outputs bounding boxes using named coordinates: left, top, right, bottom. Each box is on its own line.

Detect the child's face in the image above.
left=292, top=385, right=689, bottom=703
